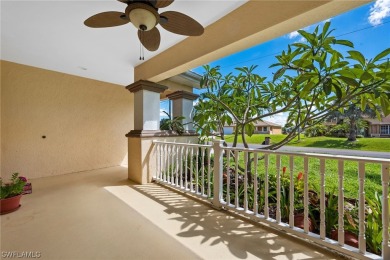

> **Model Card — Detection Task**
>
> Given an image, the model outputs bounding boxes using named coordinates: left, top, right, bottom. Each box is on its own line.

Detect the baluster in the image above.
left=196, top=147, right=199, bottom=194
left=180, top=146, right=184, bottom=188
left=160, top=144, right=164, bottom=181
left=207, top=147, right=211, bottom=198
left=154, top=143, right=157, bottom=180
left=320, top=159, right=326, bottom=240
left=338, top=160, right=345, bottom=246
left=304, top=157, right=309, bottom=233
left=254, top=153, right=259, bottom=216
left=244, top=151, right=248, bottom=212
left=235, top=150, right=239, bottom=208
left=289, top=156, right=294, bottom=228
left=159, top=144, right=162, bottom=181
left=264, top=154, right=269, bottom=219
left=201, top=147, right=205, bottom=196
left=170, top=145, right=174, bottom=184
left=276, top=154, right=281, bottom=224
left=382, top=163, right=390, bottom=259
left=185, top=146, right=188, bottom=189
left=175, top=145, right=179, bottom=186
left=226, top=150, right=231, bottom=205
left=166, top=144, right=170, bottom=182
left=171, top=145, right=174, bottom=184
left=358, top=162, right=366, bottom=254
left=190, top=147, right=194, bottom=192
left=162, top=144, right=166, bottom=182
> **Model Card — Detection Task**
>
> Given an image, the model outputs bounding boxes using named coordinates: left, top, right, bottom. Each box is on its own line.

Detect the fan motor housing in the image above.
left=125, top=3, right=160, bottom=31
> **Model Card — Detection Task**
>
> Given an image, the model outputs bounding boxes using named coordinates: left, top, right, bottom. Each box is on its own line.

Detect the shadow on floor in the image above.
left=130, top=183, right=338, bottom=260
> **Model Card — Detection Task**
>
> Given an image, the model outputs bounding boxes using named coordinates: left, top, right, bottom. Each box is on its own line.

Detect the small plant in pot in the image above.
left=0, top=173, right=27, bottom=214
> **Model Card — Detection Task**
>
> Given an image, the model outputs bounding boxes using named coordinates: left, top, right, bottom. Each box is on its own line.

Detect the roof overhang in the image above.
left=168, top=71, right=202, bottom=89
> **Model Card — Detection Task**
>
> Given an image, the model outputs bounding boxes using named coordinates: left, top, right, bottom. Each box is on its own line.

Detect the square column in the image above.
left=125, top=82, right=199, bottom=184
left=167, top=91, right=199, bottom=132
left=126, top=80, right=168, bottom=133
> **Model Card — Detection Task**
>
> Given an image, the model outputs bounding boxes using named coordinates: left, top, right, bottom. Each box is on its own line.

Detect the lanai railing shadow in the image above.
left=131, top=183, right=336, bottom=259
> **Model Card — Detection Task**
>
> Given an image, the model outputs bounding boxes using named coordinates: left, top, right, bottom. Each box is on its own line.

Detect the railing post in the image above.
left=382, top=163, right=390, bottom=259
left=212, top=140, right=224, bottom=209
left=358, top=162, right=366, bottom=254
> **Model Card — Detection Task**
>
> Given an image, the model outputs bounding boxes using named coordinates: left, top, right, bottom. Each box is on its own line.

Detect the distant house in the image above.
left=364, top=115, right=390, bottom=137
left=224, top=121, right=282, bottom=135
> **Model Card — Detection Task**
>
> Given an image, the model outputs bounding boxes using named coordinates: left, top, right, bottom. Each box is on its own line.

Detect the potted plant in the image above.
left=0, top=173, right=27, bottom=214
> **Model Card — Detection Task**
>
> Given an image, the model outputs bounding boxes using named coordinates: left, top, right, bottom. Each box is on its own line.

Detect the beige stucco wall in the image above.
left=1, top=61, right=134, bottom=179
left=271, top=127, right=282, bottom=135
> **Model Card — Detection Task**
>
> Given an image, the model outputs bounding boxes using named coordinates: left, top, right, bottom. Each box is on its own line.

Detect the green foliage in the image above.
left=194, top=65, right=272, bottom=147
left=304, top=124, right=328, bottom=137
left=0, top=173, right=26, bottom=199
left=160, top=111, right=185, bottom=135
left=194, top=21, right=390, bottom=150
left=365, top=192, right=388, bottom=255
left=325, top=188, right=339, bottom=237
left=326, top=123, right=348, bottom=137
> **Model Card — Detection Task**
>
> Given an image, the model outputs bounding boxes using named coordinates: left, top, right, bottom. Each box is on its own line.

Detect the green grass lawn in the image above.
left=224, top=151, right=382, bottom=200
left=224, top=134, right=390, bottom=152
left=222, top=134, right=389, bottom=199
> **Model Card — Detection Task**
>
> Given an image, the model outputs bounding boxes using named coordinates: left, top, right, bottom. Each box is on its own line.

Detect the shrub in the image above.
left=304, top=124, right=327, bottom=137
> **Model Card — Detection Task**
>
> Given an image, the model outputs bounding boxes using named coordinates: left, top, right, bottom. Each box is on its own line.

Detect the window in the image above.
left=160, top=99, right=172, bottom=119
left=263, top=127, right=268, bottom=132
left=380, top=125, right=390, bottom=135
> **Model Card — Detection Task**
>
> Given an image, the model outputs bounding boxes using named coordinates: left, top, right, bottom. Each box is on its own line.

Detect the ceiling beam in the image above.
left=135, top=0, right=371, bottom=82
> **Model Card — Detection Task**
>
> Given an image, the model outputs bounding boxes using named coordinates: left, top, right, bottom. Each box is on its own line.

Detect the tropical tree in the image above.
left=194, top=65, right=272, bottom=148
left=193, top=21, right=390, bottom=150
left=329, top=103, right=379, bottom=141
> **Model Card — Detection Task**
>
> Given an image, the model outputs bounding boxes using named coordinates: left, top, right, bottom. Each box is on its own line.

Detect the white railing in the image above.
left=153, top=140, right=390, bottom=260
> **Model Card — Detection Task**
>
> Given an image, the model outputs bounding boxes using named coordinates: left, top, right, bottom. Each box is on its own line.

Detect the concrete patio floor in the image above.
left=1, top=166, right=342, bottom=260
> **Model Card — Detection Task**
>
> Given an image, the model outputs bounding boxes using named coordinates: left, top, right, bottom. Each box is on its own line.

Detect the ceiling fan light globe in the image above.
left=129, top=8, right=156, bottom=31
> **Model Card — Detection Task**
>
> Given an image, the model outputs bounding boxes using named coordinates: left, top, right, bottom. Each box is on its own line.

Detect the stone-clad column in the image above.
left=167, top=90, right=199, bottom=133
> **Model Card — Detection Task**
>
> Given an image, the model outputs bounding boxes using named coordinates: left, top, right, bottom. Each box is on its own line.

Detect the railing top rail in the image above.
left=153, top=140, right=211, bottom=148
left=222, top=146, right=390, bottom=164
left=153, top=140, right=390, bottom=164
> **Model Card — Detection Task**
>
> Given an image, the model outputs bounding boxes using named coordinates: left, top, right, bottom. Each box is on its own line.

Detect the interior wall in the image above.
left=1, top=61, right=133, bottom=179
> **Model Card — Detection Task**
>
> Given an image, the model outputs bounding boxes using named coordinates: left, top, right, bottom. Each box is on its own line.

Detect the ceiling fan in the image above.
left=84, top=0, right=204, bottom=56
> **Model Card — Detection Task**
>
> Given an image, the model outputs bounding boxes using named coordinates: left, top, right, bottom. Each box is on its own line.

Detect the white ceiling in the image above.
left=1, top=0, right=246, bottom=86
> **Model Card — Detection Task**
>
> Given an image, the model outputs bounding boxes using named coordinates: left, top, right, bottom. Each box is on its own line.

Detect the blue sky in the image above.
left=161, top=0, right=390, bottom=124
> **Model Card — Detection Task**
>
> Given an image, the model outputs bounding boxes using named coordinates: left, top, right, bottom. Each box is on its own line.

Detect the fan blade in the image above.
left=159, top=11, right=204, bottom=36
left=84, top=12, right=129, bottom=28
left=138, top=27, right=161, bottom=51
left=154, top=0, right=174, bottom=8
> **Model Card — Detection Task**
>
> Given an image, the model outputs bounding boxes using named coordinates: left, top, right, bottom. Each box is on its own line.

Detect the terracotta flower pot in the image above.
left=0, top=194, right=22, bottom=215
left=331, top=230, right=358, bottom=248
left=294, top=214, right=315, bottom=232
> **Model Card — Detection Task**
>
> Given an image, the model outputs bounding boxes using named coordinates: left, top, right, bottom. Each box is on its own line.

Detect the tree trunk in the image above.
left=233, top=130, right=238, bottom=147
left=348, top=119, right=357, bottom=141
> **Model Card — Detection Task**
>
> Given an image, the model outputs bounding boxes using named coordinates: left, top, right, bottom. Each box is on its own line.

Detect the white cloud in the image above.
left=264, top=113, right=288, bottom=126
left=160, top=109, right=169, bottom=118
left=288, top=31, right=300, bottom=39
left=369, top=0, right=390, bottom=25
